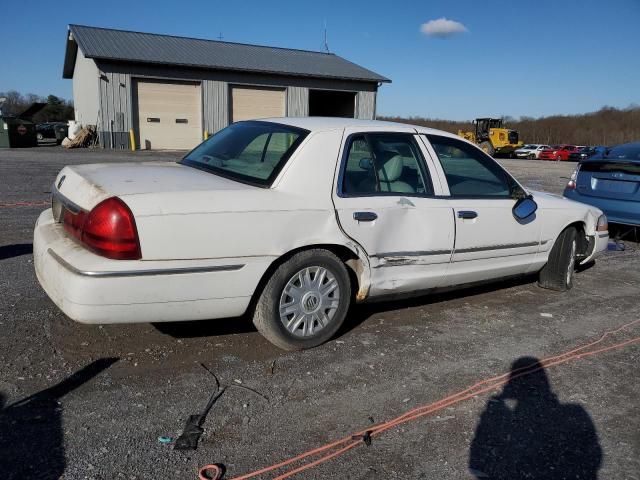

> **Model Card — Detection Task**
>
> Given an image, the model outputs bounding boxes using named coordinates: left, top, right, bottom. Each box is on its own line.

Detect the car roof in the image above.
left=582, top=141, right=640, bottom=162
left=257, top=116, right=459, bottom=138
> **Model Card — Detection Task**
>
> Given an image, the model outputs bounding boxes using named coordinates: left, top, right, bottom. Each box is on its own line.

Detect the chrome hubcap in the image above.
left=567, top=239, right=576, bottom=284
left=279, top=266, right=340, bottom=337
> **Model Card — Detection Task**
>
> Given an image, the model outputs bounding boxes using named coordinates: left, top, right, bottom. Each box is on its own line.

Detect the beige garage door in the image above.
left=231, top=86, right=285, bottom=122
left=136, top=80, right=202, bottom=150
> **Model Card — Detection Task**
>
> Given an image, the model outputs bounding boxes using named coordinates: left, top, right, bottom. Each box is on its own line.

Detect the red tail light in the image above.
left=565, top=165, right=580, bottom=190
left=63, top=197, right=141, bottom=260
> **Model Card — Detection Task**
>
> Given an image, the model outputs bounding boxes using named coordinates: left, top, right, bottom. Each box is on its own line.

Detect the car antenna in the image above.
left=323, top=20, right=330, bottom=53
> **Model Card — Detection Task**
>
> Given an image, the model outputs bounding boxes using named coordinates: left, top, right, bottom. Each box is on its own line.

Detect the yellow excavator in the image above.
left=458, top=118, right=523, bottom=157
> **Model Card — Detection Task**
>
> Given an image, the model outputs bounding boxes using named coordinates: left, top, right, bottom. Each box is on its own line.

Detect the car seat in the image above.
left=358, top=151, right=415, bottom=193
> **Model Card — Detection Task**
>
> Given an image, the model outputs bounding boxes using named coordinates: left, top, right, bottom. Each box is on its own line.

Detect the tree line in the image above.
left=380, top=105, right=640, bottom=146
left=0, top=90, right=74, bottom=123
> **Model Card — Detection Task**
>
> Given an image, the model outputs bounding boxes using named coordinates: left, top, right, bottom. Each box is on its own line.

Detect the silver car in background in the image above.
left=515, top=144, right=551, bottom=159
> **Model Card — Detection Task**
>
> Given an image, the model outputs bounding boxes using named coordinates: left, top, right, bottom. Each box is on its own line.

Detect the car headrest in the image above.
left=378, top=153, right=404, bottom=183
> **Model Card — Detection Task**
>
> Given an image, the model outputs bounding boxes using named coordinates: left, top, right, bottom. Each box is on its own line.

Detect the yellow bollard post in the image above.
left=204, top=130, right=209, bottom=140
left=129, top=129, right=136, bottom=151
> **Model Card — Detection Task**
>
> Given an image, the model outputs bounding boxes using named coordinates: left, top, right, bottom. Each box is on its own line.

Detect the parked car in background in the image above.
left=34, top=118, right=608, bottom=350
left=515, top=144, right=551, bottom=159
left=539, top=145, right=578, bottom=161
left=564, top=142, right=640, bottom=226
left=569, top=146, right=599, bottom=161
left=36, top=122, right=69, bottom=145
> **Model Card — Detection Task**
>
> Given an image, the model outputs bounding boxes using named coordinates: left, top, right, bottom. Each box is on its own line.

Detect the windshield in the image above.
left=182, top=121, right=308, bottom=186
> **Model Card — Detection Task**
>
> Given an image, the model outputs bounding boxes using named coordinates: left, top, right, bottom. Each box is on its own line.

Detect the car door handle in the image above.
left=353, top=211, right=378, bottom=222
left=457, top=210, right=478, bottom=219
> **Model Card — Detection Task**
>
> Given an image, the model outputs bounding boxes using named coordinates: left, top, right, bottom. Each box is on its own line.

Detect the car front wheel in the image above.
left=538, top=226, right=577, bottom=291
left=253, top=249, right=351, bottom=350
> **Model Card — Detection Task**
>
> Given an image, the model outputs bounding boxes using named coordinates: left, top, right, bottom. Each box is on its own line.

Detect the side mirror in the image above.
left=513, top=196, right=538, bottom=220
left=359, top=157, right=374, bottom=171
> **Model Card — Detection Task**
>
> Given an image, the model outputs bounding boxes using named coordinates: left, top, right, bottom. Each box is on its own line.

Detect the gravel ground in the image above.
left=1, top=147, right=638, bottom=480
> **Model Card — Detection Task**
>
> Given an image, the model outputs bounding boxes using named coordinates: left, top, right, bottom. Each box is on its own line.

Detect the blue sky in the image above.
left=1, top=0, right=638, bottom=120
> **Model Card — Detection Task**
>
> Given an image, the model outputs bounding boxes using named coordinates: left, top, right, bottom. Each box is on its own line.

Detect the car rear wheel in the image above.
left=253, top=249, right=351, bottom=350
left=556, top=155, right=562, bottom=161
left=538, top=226, right=578, bottom=291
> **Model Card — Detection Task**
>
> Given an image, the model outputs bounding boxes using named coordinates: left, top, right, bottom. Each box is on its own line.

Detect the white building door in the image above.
left=136, top=80, right=202, bottom=150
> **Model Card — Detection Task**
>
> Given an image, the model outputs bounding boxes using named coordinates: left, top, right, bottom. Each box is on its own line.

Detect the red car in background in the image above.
left=538, top=145, right=579, bottom=161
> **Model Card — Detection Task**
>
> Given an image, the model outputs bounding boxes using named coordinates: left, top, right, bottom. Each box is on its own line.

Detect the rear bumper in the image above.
left=564, top=190, right=640, bottom=226
left=34, top=209, right=271, bottom=324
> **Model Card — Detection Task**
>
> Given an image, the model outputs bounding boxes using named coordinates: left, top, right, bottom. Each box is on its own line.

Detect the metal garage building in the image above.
left=62, top=25, right=390, bottom=150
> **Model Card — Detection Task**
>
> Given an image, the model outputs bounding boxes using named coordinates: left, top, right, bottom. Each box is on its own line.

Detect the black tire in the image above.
left=480, top=141, right=495, bottom=157
left=528, top=153, right=535, bottom=160
left=253, top=249, right=351, bottom=350
left=538, top=227, right=578, bottom=291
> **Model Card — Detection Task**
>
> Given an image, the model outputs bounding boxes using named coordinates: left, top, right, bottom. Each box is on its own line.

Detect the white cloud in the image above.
left=420, top=18, right=468, bottom=38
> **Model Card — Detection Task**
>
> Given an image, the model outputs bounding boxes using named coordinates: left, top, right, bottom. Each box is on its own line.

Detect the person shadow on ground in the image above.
left=0, top=358, right=118, bottom=480
left=469, top=356, right=602, bottom=480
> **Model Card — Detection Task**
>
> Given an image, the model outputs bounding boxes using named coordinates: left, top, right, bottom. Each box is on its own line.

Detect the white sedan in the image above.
left=515, top=144, right=551, bottom=159
left=34, top=118, right=609, bottom=350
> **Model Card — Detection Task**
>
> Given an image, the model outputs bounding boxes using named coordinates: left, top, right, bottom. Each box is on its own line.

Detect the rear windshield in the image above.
left=587, top=144, right=640, bottom=161
left=581, top=161, right=640, bottom=175
left=182, top=121, right=308, bottom=186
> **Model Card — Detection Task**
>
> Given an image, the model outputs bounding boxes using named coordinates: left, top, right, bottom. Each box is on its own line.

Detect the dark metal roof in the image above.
left=63, top=25, right=390, bottom=83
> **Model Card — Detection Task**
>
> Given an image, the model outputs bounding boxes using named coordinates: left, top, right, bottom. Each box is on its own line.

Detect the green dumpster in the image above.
left=0, top=103, right=45, bottom=148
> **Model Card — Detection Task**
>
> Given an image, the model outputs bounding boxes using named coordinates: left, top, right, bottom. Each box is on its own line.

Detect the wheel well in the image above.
left=566, top=221, right=588, bottom=256
left=247, top=244, right=364, bottom=316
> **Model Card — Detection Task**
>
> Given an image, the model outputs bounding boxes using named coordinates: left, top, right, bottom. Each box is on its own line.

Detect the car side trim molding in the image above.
left=455, top=241, right=541, bottom=254
left=47, top=249, right=244, bottom=278
left=371, top=250, right=452, bottom=258
left=372, top=240, right=548, bottom=259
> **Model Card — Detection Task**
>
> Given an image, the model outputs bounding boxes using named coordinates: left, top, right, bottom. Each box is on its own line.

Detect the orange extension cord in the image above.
left=199, top=318, right=640, bottom=480
left=0, top=200, right=49, bottom=208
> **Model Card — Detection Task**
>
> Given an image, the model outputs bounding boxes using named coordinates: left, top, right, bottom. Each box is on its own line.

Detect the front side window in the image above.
left=342, top=134, right=433, bottom=196
left=182, top=121, right=307, bottom=186
left=426, top=134, right=521, bottom=198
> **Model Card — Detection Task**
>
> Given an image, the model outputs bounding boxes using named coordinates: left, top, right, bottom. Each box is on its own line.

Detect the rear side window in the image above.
left=341, top=134, right=433, bottom=196
left=426, top=134, right=520, bottom=198
left=182, top=121, right=307, bottom=186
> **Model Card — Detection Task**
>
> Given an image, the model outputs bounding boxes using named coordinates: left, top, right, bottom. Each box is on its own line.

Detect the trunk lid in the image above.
left=54, top=161, right=252, bottom=211
left=576, top=160, right=640, bottom=201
